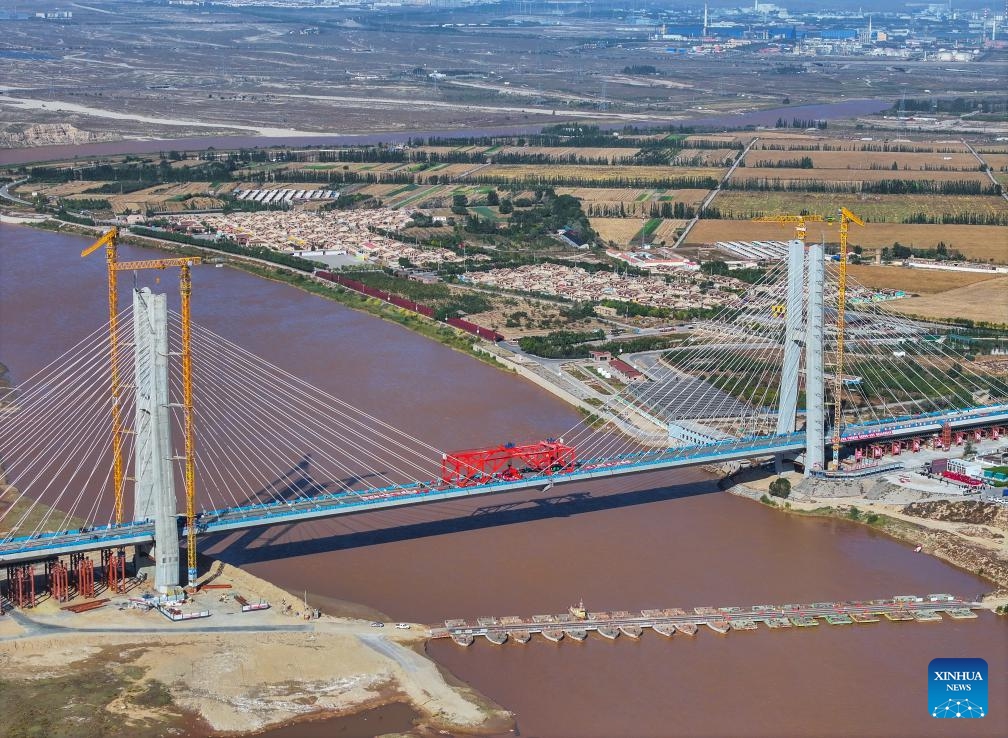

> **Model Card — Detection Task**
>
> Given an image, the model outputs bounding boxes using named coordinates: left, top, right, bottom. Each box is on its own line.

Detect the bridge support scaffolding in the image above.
left=6, top=564, right=36, bottom=608
left=47, top=560, right=70, bottom=603
left=133, top=288, right=181, bottom=592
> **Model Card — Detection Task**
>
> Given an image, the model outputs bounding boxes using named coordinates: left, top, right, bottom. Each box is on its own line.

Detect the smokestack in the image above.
left=704, top=3, right=708, bottom=37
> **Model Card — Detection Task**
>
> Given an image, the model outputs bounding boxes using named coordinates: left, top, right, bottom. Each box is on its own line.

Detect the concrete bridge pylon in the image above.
left=132, top=287, right=180, bottom=592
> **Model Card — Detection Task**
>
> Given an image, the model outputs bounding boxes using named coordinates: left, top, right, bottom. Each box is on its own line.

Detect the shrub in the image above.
left=768, top=477, right=791, bottom=499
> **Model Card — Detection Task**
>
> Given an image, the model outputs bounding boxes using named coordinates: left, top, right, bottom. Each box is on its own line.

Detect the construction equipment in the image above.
left=753, top=213, right=826, bottom=241
left=830, top=207, right=864, bottom=469
left=81, top=229, right=128, bottom=528
left=82, top=228, right=202, bottom=587
left=441, top=439, right=577, bottom=486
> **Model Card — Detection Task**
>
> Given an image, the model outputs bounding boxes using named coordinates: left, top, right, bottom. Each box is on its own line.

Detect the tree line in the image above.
left=724, top=178, right=1000, bottom=196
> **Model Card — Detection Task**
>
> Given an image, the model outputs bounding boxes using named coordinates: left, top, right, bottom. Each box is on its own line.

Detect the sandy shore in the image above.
left=0, top=561, right=512, bottom=736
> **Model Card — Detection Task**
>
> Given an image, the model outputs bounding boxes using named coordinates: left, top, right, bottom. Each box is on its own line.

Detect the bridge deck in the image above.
left=1, top=404, right=1005, bottom=566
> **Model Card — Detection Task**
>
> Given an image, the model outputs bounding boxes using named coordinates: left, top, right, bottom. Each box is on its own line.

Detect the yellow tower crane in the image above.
left=82, top=229, right=202, bottom=586
left=831, top=207, right=864, bottom=470
left=752, top=213, right=828, bottom=316
left=752, top=213, right=827, bottom=241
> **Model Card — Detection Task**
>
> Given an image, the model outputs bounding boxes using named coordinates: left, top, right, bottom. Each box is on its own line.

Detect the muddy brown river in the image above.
left=0, top=223, right=1003, bottom=737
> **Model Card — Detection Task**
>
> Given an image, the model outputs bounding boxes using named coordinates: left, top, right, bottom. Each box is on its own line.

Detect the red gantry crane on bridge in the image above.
left=442, top=439, right=577, bottom=486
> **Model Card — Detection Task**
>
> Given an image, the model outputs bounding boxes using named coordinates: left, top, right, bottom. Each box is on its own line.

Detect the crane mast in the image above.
left=81, top=229, right=125, bottom=524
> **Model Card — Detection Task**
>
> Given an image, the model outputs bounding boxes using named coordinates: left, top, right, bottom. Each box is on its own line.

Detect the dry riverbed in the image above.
left=0, top=561, right=512, bottom=737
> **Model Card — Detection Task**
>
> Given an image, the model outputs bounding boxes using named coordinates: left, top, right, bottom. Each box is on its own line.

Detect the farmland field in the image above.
left=883, top=277, right=1008, bottom=324
left=743, top=150, right=980, bottom=170
left=481, top=164, right=724, bottom=184
left=750, top=136, right=968, bottom=153
left=685, top=220, right=1008, bottom=262
left=591, top=218, right=649, bottom=244
left=417, top=163, right=484, bottom=182
left=651, top=219, right=689, bottom=244
left=729, top=167, right=991, bottom=184
left=711, top=191, right=1008, bottom=222
left=845, top=264, right=1002, bottom=294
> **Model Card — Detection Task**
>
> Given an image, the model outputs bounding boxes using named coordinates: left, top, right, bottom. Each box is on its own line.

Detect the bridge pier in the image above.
left=132, top=287, right=181, bottom=592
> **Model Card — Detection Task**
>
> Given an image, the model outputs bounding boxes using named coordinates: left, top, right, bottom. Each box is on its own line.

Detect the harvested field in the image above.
left=729, top=167, right=991, bottom=184
left=18, top=180, right=106, bottom=197
left=591, top=217, right=647, bottom=244
left=480, top=164, right=724, bottom=184
left=712, top=191, right=1008, bottom=222
left=418, top=163, right=485, bottom=182
left=744, top=150, right=980, bottom=170
left=846, top=264, right=1001, bottom=294
left=672, top=188, right=712, bottom=206
left=556, top=187, right=651, bottom=203
left=490, top=146, right=640, bottom=162
left=978, top=154, right=1008, bottom=169
left=684, top=221, right=1007, bottom=262
left=752, top=136, right=967, bottom=153
left=673, top=149, right=737, bottom=166
left=850, top=224, right=1008, bottom=262
left=883, top=276, right=1008, bottom=324
left=652, top=219, right=689, bottom=244
left=684, top=134, right=740, bottom=145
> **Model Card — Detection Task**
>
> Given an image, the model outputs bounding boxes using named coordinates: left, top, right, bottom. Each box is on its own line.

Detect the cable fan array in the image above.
left=0, top=306, right=455, bottom=542
left=0, top=312, right=136, bottom=542
left=165, top=313, right=448, bottom=517
left=560, top=256, right=1007, bottom=462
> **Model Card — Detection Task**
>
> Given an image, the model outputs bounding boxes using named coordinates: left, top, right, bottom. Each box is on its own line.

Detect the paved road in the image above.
left=0, top=606, right=313, bottom=640
left=360, top=633, right=420, bottom=673
left=0, top=178, right=31, bottom=206
left=673, top=136, right=758, bottom=249
left=962, top=139, right=1008, bottom=202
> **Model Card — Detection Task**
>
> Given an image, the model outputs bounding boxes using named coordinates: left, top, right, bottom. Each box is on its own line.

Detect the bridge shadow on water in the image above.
left=204, top=476, right=721, bottom=568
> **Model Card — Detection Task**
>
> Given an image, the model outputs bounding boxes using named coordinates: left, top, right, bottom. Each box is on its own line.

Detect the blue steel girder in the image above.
left=2, top=404, right=1005, bottom=567
left=0, top=433, right=806, bottom=565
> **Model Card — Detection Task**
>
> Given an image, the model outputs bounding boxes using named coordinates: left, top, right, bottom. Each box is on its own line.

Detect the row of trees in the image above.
left=774, top=117, right=828, bottom=129
left=903, top=211, right=1008, bottom=226
left=724, top=178, right=1000, bottom=196
left=747, top=156, right=814, bottom=169
left=468, top=173, right=719, bottom=190
left=583, top=201, right=696, bottom=219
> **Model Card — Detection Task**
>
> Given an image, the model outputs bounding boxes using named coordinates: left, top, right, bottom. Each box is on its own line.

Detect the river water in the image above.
left=0, top=223, right=1003, bottom=738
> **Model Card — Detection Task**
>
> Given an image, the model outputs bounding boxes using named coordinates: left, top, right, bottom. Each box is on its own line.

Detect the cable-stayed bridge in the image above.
left=1, top=237, right=1006, bottom=596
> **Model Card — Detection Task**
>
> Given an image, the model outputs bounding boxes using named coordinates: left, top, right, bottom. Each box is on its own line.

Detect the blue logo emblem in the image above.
left=929, top=658, right=987, bottom=718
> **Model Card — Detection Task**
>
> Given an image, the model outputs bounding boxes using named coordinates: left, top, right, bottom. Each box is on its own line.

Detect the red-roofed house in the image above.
left=609, top=358, right=644, bottom=383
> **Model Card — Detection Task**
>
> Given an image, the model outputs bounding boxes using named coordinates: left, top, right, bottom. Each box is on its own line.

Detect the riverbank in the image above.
left=0, top=560, right=513, bottom=737
left=722, top=468, right=1008, bottom=605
